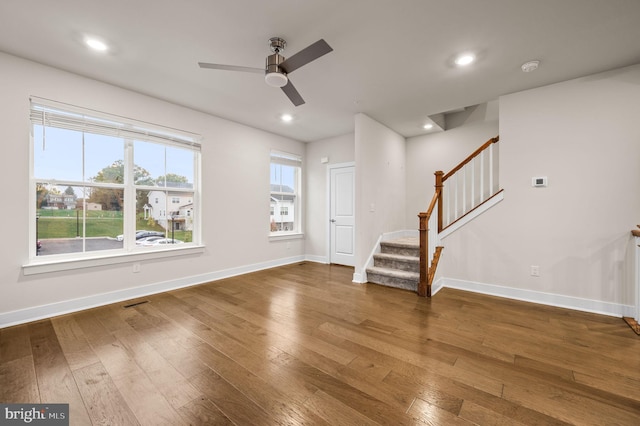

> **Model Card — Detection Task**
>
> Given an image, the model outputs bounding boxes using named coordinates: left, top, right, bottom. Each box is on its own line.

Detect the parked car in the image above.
left=142, top=238, right=183, bottom=246
left=135, top=236, right=165, bottom=245
left=116, top=230, right=164, bottom=241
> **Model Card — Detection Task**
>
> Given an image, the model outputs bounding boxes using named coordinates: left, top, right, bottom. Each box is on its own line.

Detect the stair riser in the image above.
left=380, top=244, right=419, bottom=257
left=366, top=271, right=418, bottom=292
left=373, top=256, right=419, bottom=273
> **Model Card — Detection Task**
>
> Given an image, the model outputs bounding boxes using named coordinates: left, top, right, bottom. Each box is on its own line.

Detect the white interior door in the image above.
left=330, top=165, right=355, bottom=266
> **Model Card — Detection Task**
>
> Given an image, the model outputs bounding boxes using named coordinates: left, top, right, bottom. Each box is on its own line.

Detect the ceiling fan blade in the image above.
left=198, top=62, right=264, bottom=74
left=279, top=39, right=333, bottom=74
left=281, top=80, right=305, bottom=106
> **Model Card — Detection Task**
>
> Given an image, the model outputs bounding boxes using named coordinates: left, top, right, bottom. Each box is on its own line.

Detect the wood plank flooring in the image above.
left=1, top=262, right=639, bottom=425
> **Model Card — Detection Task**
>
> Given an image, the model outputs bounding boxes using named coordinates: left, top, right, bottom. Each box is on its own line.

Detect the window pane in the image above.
left=134, top=140, right=165, bottom=185
left=139, top=189, right=193, bottom=244
left=33, top=126, right=83, bottom=181
left=133, top=142, right=194, bottom=187
left=270, top=162, right=298, bottom=233
left=35, top=185, right=123, bottom=256
left=166, top=146, right=195, bottom=187
left=84, top=134, right=124, bottom=183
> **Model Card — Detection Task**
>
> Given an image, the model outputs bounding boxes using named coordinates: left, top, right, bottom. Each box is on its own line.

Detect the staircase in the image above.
left=366, top=237, right=420, bottom=291
left=365, top=135, right=501, bottom=297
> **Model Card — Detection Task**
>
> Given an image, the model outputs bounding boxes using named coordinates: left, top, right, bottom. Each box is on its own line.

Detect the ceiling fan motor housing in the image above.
left=265, top=52, right=288, bottom=87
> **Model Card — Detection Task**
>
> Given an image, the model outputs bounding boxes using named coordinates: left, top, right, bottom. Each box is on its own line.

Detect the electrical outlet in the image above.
left=530, top=265, right=539, bottom=277
left=133, top=263, right=141, bottom=273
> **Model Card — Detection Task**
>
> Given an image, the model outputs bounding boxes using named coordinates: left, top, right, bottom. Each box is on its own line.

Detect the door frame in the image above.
left=326, top=161, right=356, bottom=265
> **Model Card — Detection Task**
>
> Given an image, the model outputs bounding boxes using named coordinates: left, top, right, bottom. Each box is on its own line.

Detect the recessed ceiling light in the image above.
left=521, top=60, right=540, bottom=73
left=454, top=53, right=475, bottom=66
left=423, top=123, right=434, bottom=130
left=85, top=38, right=108, bottom=52
left=281, top=114, right=293, bottom=122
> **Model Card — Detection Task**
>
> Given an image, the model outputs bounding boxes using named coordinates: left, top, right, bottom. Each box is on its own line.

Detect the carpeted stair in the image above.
left=366, top=237, right=420, bottom=291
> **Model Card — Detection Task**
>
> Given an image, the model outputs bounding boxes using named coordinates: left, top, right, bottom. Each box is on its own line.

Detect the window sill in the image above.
left=23, top=244, right=206, bottom=276
left=269, top=232, right=304, bottom=242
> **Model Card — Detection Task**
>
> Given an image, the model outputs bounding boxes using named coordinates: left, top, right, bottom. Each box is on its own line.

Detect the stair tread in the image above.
left=381, top=238, right=419, bottom=248
left=366, top=266, right=419, bottom=279
left=374, top=252, right=419, bottom=261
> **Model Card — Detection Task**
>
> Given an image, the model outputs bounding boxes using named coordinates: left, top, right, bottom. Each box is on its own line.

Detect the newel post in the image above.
left=418, top=212, right=428, bottom=297
left=435, top=171, right=444, bottom=232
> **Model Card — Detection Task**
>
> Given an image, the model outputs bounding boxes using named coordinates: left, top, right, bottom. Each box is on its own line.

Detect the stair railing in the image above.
left=418, top=135, right=500, bottom=297
left=418, top=172, right=443, bottom=297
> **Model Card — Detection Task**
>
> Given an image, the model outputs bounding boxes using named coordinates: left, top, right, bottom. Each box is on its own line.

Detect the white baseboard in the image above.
left=352, top=272, right=365, bottom=283
left=0, top=255, right=307, bottom=329
left=440, top=277, right=633, bottom=318
left=305, top=254, right=328, bottom=264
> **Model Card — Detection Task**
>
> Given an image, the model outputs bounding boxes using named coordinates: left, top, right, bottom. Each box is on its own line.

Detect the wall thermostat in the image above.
left=532, top=176, right=548, bottom=187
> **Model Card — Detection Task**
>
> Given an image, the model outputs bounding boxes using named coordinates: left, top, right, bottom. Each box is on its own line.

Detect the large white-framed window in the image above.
left=28, top=97, right=202, bottom=270
left=270, top=150, right=302, bottom=236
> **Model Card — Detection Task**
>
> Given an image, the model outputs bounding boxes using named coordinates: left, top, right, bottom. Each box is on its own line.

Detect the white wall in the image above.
left=438, top=64, right=640, bottom=315
left=0, top=52, right=306, bottom=326
left=354, top=114, right=406, bottom=280
left=405, top=102, right=499, bottom=226
left=305, top=133, right=355, bottom=262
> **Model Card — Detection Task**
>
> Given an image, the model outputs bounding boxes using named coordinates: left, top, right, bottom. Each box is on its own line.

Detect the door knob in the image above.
left=330, top=219, right=336, bottom=223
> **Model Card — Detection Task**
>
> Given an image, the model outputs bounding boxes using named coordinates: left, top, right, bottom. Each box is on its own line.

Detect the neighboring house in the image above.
left=175, top=203, right=194, bottom=231
left=76, top=199, right=102, bottom=211
left=147, top=185, right=194, bottom=231
left=85, top=202, right=102, bottom=211
left=270, top=184, right=295, bottom=232
left=44, top=193, right=76, bottom=210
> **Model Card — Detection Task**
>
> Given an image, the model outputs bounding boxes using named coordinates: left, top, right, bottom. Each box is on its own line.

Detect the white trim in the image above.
left=635, top=237, right=640, bottom=321
left=439, top=191, right=504, bottom=240
left=4, top=255, right=307, bottom=328
left=305, top=254, right=328, bottom=264
left=432, top=277, right=446, bottom=295
left=23, top=245, right=206, bottom=275
left=269, top=232, right=304, bottom=242
left=440, top=277, right=633, bottom=318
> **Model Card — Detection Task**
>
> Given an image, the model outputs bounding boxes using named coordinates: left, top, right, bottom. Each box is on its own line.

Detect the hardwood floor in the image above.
left=2, top=262, right=639, bottom=425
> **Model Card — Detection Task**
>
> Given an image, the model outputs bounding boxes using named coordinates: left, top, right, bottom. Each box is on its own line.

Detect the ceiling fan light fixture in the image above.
left=265, top=72, right=288, bottom=88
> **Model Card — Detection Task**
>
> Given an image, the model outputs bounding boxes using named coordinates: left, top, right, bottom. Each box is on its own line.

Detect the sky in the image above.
left=33, top=125, right=194, bottom=195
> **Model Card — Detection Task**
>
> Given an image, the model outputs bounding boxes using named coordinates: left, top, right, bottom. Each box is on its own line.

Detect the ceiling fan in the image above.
left=198, top=37, right=333, bottom=107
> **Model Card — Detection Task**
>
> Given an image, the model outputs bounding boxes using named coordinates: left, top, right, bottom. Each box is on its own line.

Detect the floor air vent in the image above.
left=123, top=300, right=149, bottom=309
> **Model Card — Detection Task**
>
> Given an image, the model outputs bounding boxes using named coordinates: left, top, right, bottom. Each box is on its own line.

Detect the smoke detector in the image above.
left=521, top=60, right=540, bottom=73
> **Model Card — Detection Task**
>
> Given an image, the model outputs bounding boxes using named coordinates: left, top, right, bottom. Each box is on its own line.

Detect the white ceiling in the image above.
left=1, top=0, right=639, bottom=142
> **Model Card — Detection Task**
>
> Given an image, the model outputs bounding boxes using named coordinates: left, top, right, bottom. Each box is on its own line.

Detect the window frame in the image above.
left=269, top=150, right=303, bottom=239
left=25, top=97, right=203, bottom=274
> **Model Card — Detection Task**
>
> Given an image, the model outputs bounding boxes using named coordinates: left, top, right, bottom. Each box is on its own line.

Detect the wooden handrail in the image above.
left=418, top=171, right=444, bottom=297
left=443, top=136, right=499, bottom=181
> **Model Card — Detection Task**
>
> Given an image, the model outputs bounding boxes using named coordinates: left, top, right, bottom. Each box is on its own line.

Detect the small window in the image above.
left=270, top=151, right=301, bottom=235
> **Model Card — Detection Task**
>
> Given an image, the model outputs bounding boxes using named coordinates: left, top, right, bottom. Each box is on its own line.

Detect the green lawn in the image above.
left=36, top=210, right=191, bottom=242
